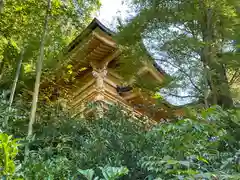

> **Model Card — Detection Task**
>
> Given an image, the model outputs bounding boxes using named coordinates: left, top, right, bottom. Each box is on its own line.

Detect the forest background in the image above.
left=0, top=0, right=240, bottom=179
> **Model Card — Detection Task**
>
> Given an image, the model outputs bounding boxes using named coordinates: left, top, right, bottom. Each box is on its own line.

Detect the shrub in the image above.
left=1, top=103, right=240, bottom=179
left=0, top=133, right=21, bottom=179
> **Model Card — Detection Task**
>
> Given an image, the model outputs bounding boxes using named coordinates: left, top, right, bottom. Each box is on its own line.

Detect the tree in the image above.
left=18, top=0, right=101, bottom=159
left=3, top=49, right=25, bottom=129
left=0, top=0, right=101, bottom=92
left=0, top=0, right=101, bottom=132
left=116, top=0, right=240, bottom=108
left=24, top=0, right=51, bottom=159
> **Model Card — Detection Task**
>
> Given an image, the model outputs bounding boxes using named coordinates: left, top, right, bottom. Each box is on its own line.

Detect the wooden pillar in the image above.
left=91, top=68, right=108, bottom=118
left=92, top=68, right=107, bottom=101
left=80, top=102, right=85, bottom=119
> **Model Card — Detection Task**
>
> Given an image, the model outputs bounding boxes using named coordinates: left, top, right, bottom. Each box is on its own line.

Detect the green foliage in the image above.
left=1, top=103, right=239, bottom=179
left=16, top=105, right=146, bottom=179
left=139, top=106, right=240, bottom=179
left=22, top=156, right=73, bottom=180
left=78, top=166, right=129, bottom=180
left=117, top=0, right=240, bottom=107
left=2, top=1, right=239, bottom=180
left=0, top=0, right=101, bottom=92
left=0, top=92, right=28, bottom=134
left=0, top=133, right=20, bottom=178
left=78, top=169, right=95, bottom=180
left=100, top=166, right=129, bottom=180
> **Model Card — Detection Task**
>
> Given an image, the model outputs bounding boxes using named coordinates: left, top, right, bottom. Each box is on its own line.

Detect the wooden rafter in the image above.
left=92, top=31, right=116, bottom=48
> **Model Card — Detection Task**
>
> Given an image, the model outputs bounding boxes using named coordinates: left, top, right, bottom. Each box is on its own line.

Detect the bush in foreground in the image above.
left=0, top=104, right=240, bottom=179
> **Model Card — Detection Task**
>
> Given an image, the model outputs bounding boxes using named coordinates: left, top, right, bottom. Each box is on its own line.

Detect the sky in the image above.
left=98, top=0, right=130, bottom=29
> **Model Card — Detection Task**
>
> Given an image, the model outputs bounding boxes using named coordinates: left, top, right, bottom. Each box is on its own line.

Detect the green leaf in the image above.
left=179, top=161, right=190, bottom=167
left=197, top=156, right=209, bottom=164
left=78, top=169, right=94, bottom=180
left=100, top=166, right=129, bottom=180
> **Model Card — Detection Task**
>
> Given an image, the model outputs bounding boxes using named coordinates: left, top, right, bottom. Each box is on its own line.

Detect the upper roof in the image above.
left=65, top=18, right=166, bottom=76
left=67, top=18, right=114, bottom=54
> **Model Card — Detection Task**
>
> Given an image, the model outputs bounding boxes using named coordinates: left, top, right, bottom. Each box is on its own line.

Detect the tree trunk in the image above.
left=0, top=0, right=4, bottom=13
left=25, top=0, right=51, bottom=159
left=3, top=48, right=25, bottom=128
left=201, top=52, right=233, bottom=108
left=0, top=60, right=4, bottom=81
left=199, top=0, right=233, bottom=108
left=9, top=49, right=24, bottom=107
left=203, top=64, right=209, bottom=108
left=208, top=61, right=233, bottom=108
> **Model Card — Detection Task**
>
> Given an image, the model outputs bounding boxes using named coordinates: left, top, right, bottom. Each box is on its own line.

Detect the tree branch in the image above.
left=156, top=58, right=204, bottom=93
left=162, top=91, right=202, bottom=99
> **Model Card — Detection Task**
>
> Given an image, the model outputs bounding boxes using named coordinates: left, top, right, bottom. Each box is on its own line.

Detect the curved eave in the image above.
left=67, top=18, right=114, bottom=54
left=65, top=18, right=167, bottom=78
left=138, top=41, right=167, bottom=77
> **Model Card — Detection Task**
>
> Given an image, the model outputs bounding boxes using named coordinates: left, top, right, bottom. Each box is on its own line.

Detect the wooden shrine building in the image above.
left=43, top=18, right=183, bottom=121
